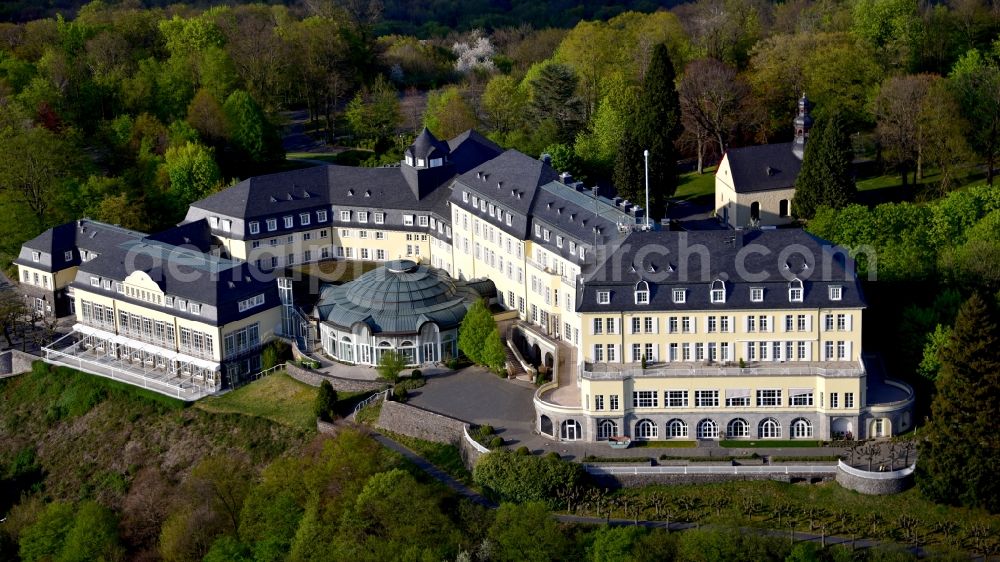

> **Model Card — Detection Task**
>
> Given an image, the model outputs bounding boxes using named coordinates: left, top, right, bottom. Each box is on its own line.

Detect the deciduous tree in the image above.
left=949, top=48, right=1000, bottom=185
left=678, top=57, right=749, bottom=173
left=423, top=86, right=478, bottom=140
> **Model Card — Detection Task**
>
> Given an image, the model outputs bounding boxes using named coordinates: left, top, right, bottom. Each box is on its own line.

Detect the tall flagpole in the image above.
left=643, top=149, right=650, bottom=229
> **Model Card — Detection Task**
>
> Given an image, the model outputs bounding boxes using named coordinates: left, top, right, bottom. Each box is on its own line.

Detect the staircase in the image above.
left=503, top=339, right=526, bottom=378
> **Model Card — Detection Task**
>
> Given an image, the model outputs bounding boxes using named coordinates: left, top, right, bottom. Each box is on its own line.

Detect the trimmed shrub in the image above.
left=410, top=369, right=422, bottom=379
left=392, top=384, right=408, bottom=403
left=489, top=436, right=504, bottom=449
left=473, top=451, right=585, bottom=505
left=515, top=446, right=530, bottom=456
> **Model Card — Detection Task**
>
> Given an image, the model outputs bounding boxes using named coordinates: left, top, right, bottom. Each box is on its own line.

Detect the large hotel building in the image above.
left=21, top=128, right=913, bottom=441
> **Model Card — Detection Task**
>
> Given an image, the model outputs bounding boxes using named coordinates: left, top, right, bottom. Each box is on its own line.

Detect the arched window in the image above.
left=539, top=415, right=553, bottom=436
left=634, top=280, right=649, bottom=305
left=697, top=419, right=719, bottom=439
left=710, top=279, right=726, bottom=304
left=750, top=201, right=760, bottom=221
left=597, top=420, right=618, bottom=440
left=788, top=278, right=804, bottom=302
left=339, top=335, right=354, bottom=363
left=561, top=420, right=581, bottom=440
left=759, top=418, right=782, bottom=439
left=635, top=419, right=658, bottom=440
left=398, top=340, right=417, bottom=365
left=727, top=418, right=749, bottom=438
left=779, top=199, right=789, bottom=218
left=666, top=419, right=688, bottom=439
left=791, top=418, right=813, bottom=438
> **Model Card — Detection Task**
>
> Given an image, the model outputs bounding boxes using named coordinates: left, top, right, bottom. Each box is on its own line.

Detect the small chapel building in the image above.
left=714, top=94, right=813, bottom=229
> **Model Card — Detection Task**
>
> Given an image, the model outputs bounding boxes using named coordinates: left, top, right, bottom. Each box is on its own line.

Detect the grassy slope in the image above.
left=196, top=372, right=317, bottom=431
left=675, top=167, right=717, bottom=201
left=0, top=363, right=307, bottom=511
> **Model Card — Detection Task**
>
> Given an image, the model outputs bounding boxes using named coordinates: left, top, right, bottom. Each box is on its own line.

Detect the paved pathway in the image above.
left=369, top=430, right=495, bottom=508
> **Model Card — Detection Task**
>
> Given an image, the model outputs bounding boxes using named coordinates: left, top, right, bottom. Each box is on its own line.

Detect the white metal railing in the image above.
left=353, top=389, right=390, bottom=415
left=837, top=460, right=915, bottom=480
left=248, top=364, right=284, bottom=381
left=583, top=364, right=864, bottom=380
left=585, top=464, right=838, bottom=476
left=42, top=346, right=206, bottom=401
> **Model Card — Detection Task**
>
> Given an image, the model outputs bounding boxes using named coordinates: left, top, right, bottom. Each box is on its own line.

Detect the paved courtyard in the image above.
left=407, top=366, right=537, bottom=447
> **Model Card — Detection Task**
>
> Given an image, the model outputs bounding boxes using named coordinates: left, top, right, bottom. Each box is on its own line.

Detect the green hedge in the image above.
left=630, top=440, right=697, bottom=448
left=719, top=439, right=823, bottom=448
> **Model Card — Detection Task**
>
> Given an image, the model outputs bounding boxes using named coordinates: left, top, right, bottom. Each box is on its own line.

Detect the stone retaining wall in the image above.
left=285, top=362, right=386, bottom=393
left=0, top=351, right=35, bottom=378
left=376, top=400, right=487, bottom=469
left=835, top=461, right=915, bottom=495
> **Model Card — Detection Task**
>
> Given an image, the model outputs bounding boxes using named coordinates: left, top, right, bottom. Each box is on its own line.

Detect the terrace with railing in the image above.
left=582, top=360, right=865, bottom=380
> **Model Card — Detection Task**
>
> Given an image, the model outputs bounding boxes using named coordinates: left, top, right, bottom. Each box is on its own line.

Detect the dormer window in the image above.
left=266, top=219, right=277, bottom=232
left=463, top=191, right=469, bottom=203
left=340, top=210, right=351, bottom=222
left=750, top=287, right=763, bottom=303
left=598, top=291, right=611, bottom=305
left=556, top=235, right=563, bottom=248
left=789, top=278, right=804, bottom=302
left=64, top=251, right=72, bottom=262
left=828, top=286, right=842, bottom=301
left=299, top=213, right=310, bottom=226
left=711, top=279, right=726, bottom=303
left=249, top=221, right=260, bottom=235
left=358, top=211, right=369, bottom=223
left=417, top=158, right=425, bottom=167
left=31, top=251, right=40, bottom=262
left=635, top=281, right=650, bottom=305
left=672, top=288, right=686, bottom=304
left=221, top=219, right=232, bottom=233
left=579, top=247, right=586, bottom=260
left=317, top=210, right=328, bottom=222
left=374, top=212, right=385, bottom=224
left=209, top=216, right=219, bottom=228
left=405, top=155, right=414, bottom=166
left=283, top=216, right=294, bottom=228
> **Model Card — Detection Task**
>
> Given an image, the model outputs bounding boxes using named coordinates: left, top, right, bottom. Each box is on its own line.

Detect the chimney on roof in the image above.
left=540, top=153, right=551, bottom=165
left=559, top=171, right=573, bottom=184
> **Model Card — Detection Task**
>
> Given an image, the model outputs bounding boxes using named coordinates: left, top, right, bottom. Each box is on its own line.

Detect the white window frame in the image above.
left=249, top=221, right=260, bottom=235
left=672, top=288, right=686, bottom=303
left=597, top=291, right=610, bottom=305
left=750, top=287, right=763, bottom=303
left=829, top=285, right=842, bottom=301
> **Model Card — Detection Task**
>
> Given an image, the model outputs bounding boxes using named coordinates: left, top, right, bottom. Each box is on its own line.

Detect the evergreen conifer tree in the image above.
left=314, top=380, right=338, bottom=422
left=614, top=43, right=681, bottom=219
left=793, top=113, right=857, bottom=219
left=917, top=293, right=1000, bottom=512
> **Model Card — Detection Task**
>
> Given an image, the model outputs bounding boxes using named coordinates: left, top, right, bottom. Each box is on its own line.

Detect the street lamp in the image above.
left=643, top=149, right=650, bottom=229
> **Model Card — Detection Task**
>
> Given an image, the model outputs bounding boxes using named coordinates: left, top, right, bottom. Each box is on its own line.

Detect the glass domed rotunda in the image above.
left=314, top=260, right=495, bottom=366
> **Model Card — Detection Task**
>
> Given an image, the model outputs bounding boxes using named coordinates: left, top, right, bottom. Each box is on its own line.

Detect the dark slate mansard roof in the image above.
left=187, top=130, right=503, bottom=240
left=16, top=220, right=146, bottom=273
left=578, top=229, right=865, bottom=313
left=71, top=221, right=278, bottom=325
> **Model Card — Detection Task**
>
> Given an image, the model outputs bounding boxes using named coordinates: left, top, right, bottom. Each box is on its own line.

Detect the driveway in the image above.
left=407, top=366, right=538, bottom=447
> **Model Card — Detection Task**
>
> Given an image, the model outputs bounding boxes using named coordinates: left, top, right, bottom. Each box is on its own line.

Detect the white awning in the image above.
left=72, top=323, right=99, bottom=337
left=789, top=388, right=813, bottom=396
left=725, top=388, right=751, bottom=399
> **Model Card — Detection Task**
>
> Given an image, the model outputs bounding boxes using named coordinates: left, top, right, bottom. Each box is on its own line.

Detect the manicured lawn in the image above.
left=720, top=439, right=823, bottom=448
left=675, top=167, right=717, bottom=201
left=196, top=372, right=317, bottom=431
left=855, top=165, right=986, bottom=193
left=631, top=440, right=698, bottom=449
left=286, top=149, right=374, bottom=166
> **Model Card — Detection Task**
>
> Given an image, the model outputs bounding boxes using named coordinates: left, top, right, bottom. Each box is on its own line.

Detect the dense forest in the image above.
left=2, top=1, right=1000, bottom=557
